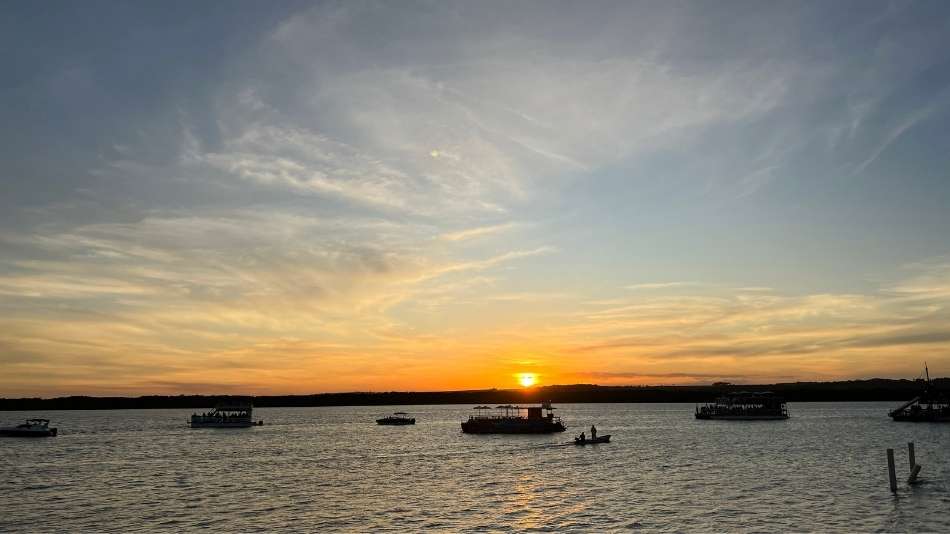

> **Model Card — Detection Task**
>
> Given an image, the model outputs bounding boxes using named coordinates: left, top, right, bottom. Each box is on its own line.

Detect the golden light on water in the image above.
left=517, top=373, right=537, bottom=388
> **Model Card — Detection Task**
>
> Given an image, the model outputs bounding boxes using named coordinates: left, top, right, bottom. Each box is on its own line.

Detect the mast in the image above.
left=925, top=362, right=932, bottom=410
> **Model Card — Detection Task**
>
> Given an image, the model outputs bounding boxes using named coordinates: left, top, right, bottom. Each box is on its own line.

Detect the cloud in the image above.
left=850, top=102, right=940, bottom=176
left=3, top=2, right=950, bottom=395
left=440, top=222, right=517, bottom=242
left=0, top=202, right=563, bottom=395
left=421, top=246, right=557, bottom=279
left=484, top=292, right=571, bottom=303
left=625, top=282, right=700, bottom=291
left=888, top=259, right=950, bottom=300
left=579, top=371, right=796, bottom=382
left=556, top=270, right=950, bottom=373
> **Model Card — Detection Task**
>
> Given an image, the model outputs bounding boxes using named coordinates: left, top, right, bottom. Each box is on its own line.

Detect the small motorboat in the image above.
left=0, top=418, right=58, bottom=437
left=574, top=434, right=610, bottom=445
left=376, top=412, right=415, bottom=425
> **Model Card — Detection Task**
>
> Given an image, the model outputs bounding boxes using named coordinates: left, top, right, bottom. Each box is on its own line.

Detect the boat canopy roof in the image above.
left=714, top=391, right=785, bottom=404
left=472, top=402, right=557, bottom=412
left=393, top=412, right=409, bottom=415
left=214, top=404, right=252, bottom=411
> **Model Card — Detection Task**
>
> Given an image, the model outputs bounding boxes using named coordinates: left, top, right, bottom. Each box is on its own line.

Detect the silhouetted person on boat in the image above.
left=590, top=425, right=597, bottom=439
left=578, top=431, right=585, bottom=442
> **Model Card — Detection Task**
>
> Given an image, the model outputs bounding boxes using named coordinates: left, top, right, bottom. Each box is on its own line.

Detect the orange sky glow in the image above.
left=3, top=2, right=950, bottom=398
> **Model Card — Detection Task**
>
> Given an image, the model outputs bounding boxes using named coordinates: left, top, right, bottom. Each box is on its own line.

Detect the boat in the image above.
left=574, top=434, right=611, bottom=445
left=889, top=364, right=950, bottom=422
left=376, top=412, right=415, bottom=425
left=0, top=418, right=57, bottom=437
left=190, top=402, right=263, bottom=428
left=695, top=391, right=789, bottom=420
left=461, top=402, right=566, bottom=434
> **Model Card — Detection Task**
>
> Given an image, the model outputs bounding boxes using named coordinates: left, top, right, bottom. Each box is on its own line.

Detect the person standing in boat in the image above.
left=590, top=425, right=597, bottom=439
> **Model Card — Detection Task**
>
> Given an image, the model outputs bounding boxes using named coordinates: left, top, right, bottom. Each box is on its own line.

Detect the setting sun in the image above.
left=517, top=373, right=538, bottom=388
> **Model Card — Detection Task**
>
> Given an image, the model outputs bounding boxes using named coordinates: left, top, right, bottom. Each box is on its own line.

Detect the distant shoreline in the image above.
left=1, top=378, right=944, bottom=411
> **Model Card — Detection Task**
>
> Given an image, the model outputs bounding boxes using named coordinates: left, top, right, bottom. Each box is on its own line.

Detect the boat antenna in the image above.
left=925, top=362, right=930, bottom=383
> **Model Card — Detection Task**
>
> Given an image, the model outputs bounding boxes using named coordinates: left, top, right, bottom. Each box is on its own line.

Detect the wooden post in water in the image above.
left=907, top=441, right=922, bottom=485
left=908, top=464, right=922, bottom=485
left=886, top=448, right=897, bottom=493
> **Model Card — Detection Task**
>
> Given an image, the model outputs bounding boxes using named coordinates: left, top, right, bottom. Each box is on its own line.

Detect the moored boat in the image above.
left=190, top=402, right=263, bottom=428
left=0, top=418, right=57, bottom=437
left=695, top=391, right=789, bottom=420
left=461, top=402, right=566, bottom=434
left=889, top=364, right=950, bottom=422
left=376, top=412, right=415, bottom=425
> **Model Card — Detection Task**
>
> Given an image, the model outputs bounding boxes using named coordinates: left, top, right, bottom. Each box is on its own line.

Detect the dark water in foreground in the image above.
left=1, top=403, right=948, bottom=532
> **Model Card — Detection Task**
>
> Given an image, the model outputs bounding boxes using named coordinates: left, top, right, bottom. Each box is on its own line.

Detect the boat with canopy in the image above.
left=376, top=412, right=416, bottom=425
left=461, top=402, right=566, bottom=434
left=0, top=418, right=57, bottom=437
left=695, top=391, right=789, bottom=420
left=190, top=401, right=263, bottom=428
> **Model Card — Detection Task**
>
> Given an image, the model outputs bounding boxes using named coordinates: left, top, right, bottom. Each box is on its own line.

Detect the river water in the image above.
left=1, top=402, right=948, bottom=532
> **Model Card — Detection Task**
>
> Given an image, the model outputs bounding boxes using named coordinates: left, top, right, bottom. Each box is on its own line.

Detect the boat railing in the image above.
left=466, top=413, right=564, bottom=422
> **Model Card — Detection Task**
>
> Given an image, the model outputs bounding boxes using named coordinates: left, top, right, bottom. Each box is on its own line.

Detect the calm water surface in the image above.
left=2, top=403, right=949, bottom=532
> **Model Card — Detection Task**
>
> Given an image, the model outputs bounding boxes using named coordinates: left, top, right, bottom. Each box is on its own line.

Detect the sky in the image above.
left=2, top=1, right=950, bottom=397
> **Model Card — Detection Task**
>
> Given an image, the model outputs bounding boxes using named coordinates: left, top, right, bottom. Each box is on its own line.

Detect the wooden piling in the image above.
left=887, top=448, right=897, bottom=492
left=907, top=442, right=915, bottom=472
left=908, top=464, right=921, bottom=485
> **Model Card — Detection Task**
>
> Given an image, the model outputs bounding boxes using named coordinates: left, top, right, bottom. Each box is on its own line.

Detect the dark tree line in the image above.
left=1, top=378, right=945, bottom=411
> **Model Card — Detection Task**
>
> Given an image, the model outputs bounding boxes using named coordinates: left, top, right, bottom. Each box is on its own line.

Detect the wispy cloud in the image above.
left=625, top=282, right=700, bottom=291
left=850, top=103, right=939, bottom=176
left=439, top=222, right=518, bottom=242
left=484, top=292, right=572, bottom=302
left=423, top=246, right=558, bottom=279
left=579, top=371, right=797, bottom=384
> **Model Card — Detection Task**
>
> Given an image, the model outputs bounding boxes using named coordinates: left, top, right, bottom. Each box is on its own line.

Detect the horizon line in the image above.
left=2, top=376, right=941, bottom=401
